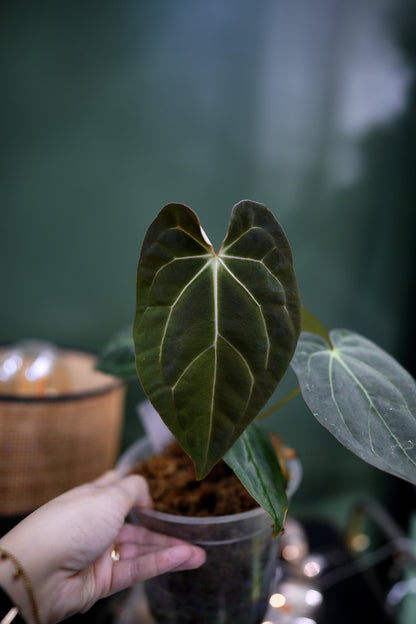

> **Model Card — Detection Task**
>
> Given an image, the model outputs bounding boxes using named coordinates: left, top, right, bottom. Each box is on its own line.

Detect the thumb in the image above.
left=102, top=474, right=153, bottom=517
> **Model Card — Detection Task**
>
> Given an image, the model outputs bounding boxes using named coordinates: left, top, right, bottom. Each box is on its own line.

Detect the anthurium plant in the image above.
left=98, top=200, right=416, bottom=536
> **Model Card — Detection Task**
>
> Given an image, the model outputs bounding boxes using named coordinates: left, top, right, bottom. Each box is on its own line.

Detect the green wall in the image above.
left=1, top=0, right=415, bottom=522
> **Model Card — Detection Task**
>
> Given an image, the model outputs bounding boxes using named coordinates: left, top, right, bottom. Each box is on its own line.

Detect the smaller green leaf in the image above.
left=224, top=422, right=288, bottom=536
left=96, top=327, right=137, bottom=380
left=291, top=329, right=416, bottom=485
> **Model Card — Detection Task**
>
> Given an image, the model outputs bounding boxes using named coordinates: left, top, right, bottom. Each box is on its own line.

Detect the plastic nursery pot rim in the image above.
left=137, top=500, right=267, bottom=526
left=116, top=436, right=302, bottom=526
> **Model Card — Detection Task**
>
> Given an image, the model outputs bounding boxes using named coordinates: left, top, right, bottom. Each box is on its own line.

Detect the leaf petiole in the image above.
left=257, top=386, right=301, bottom=420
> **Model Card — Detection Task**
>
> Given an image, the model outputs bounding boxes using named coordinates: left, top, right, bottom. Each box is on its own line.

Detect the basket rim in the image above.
left=0, top=343, right=125, bottom=403
left=0, top=377, right=125, bottom=403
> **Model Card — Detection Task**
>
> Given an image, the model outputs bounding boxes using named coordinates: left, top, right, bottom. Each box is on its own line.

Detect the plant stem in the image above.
left=257, top=386, right=301, bottom=420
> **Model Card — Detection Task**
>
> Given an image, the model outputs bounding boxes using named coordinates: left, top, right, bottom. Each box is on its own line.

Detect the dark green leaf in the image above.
left=96, top=327, right=136, bottom=380
left=291, top=330, right=416, bottom=484
left=134, top=201, right=301, bottom=478
left=224, top=422, right=288, bottom=536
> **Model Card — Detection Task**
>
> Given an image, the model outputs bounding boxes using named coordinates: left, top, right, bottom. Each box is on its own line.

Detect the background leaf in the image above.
left=96, top=326, right=136, bottom=379
left=134, top=201, right=301, bottom=478
left=224, top=422, right=288, bottom=536
left=291, top=329, right=416, bottom=484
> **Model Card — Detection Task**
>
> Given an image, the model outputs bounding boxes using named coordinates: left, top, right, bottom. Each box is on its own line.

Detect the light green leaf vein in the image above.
left=329, top=351, right=416, bottom=465
left=159, top=258, right=213, bottom=363
left=220, top=225, right=265, bottom=254
left=218, top=257, right=270, bottom=367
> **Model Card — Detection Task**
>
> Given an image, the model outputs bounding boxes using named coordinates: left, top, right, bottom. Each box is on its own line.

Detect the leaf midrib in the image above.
left=151, top=222, right=287, bottom=470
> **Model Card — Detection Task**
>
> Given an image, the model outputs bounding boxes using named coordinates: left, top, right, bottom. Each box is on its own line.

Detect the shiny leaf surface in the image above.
left=134, top=201, right=301, bottom=477
left=291, top=330, right=416, bottom=484
left=224, top=422, right=288, bottom=535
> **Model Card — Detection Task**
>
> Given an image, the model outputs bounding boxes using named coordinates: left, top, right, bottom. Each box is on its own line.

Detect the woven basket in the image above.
left=0, top=348, right=125, bottom=515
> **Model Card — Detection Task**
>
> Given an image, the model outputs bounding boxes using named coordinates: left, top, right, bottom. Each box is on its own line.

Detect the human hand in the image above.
left=0, top=471, right=206, bottom=624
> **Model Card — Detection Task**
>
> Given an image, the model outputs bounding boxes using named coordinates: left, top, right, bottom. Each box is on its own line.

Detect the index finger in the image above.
left=110, top=543, right=206, bottom=592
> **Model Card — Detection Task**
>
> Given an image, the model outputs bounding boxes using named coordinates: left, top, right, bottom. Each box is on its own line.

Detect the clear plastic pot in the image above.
left=117, top=437, right=301, bottom=624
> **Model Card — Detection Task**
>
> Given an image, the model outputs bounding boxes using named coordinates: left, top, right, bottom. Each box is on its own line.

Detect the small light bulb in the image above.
left=303, top=560, right=321, bottom=578
left=269, top=593, right=286, bottom=608
left=305, top=589, right=323, bottom=607
left=303, top=555, right=326, bottom=577
left=282, top=544, right=302, bottom=562
left=350, top=533, right=370, bottom=552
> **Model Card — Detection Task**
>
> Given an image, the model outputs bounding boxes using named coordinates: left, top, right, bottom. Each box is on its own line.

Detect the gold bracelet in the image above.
left=0, top=547, right=42, bottom=624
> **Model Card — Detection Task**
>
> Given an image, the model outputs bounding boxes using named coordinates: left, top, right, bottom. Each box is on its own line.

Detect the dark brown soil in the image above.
left=131, top=435, right=294, bottom=517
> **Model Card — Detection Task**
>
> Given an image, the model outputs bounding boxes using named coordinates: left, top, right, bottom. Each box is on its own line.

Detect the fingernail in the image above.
left=174, top=546, right=206, bottom=570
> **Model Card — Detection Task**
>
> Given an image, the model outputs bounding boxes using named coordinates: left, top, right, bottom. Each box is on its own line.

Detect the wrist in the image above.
left=0, top=547, right=41, bottom=624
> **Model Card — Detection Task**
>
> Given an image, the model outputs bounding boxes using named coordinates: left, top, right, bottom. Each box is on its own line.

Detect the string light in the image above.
left=267, top=581, right=323, bottom=616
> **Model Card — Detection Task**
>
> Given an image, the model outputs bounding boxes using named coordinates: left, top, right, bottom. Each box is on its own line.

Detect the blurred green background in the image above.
left=1, top=0, right=415, bottom=525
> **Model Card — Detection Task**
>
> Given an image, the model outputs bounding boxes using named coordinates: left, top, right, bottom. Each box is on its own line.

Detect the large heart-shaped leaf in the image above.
left=291, top=329, right=416, bottom=484
left=224, top=422, right=288, bottom=536
left=134, top=201, right=301, bottom=478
